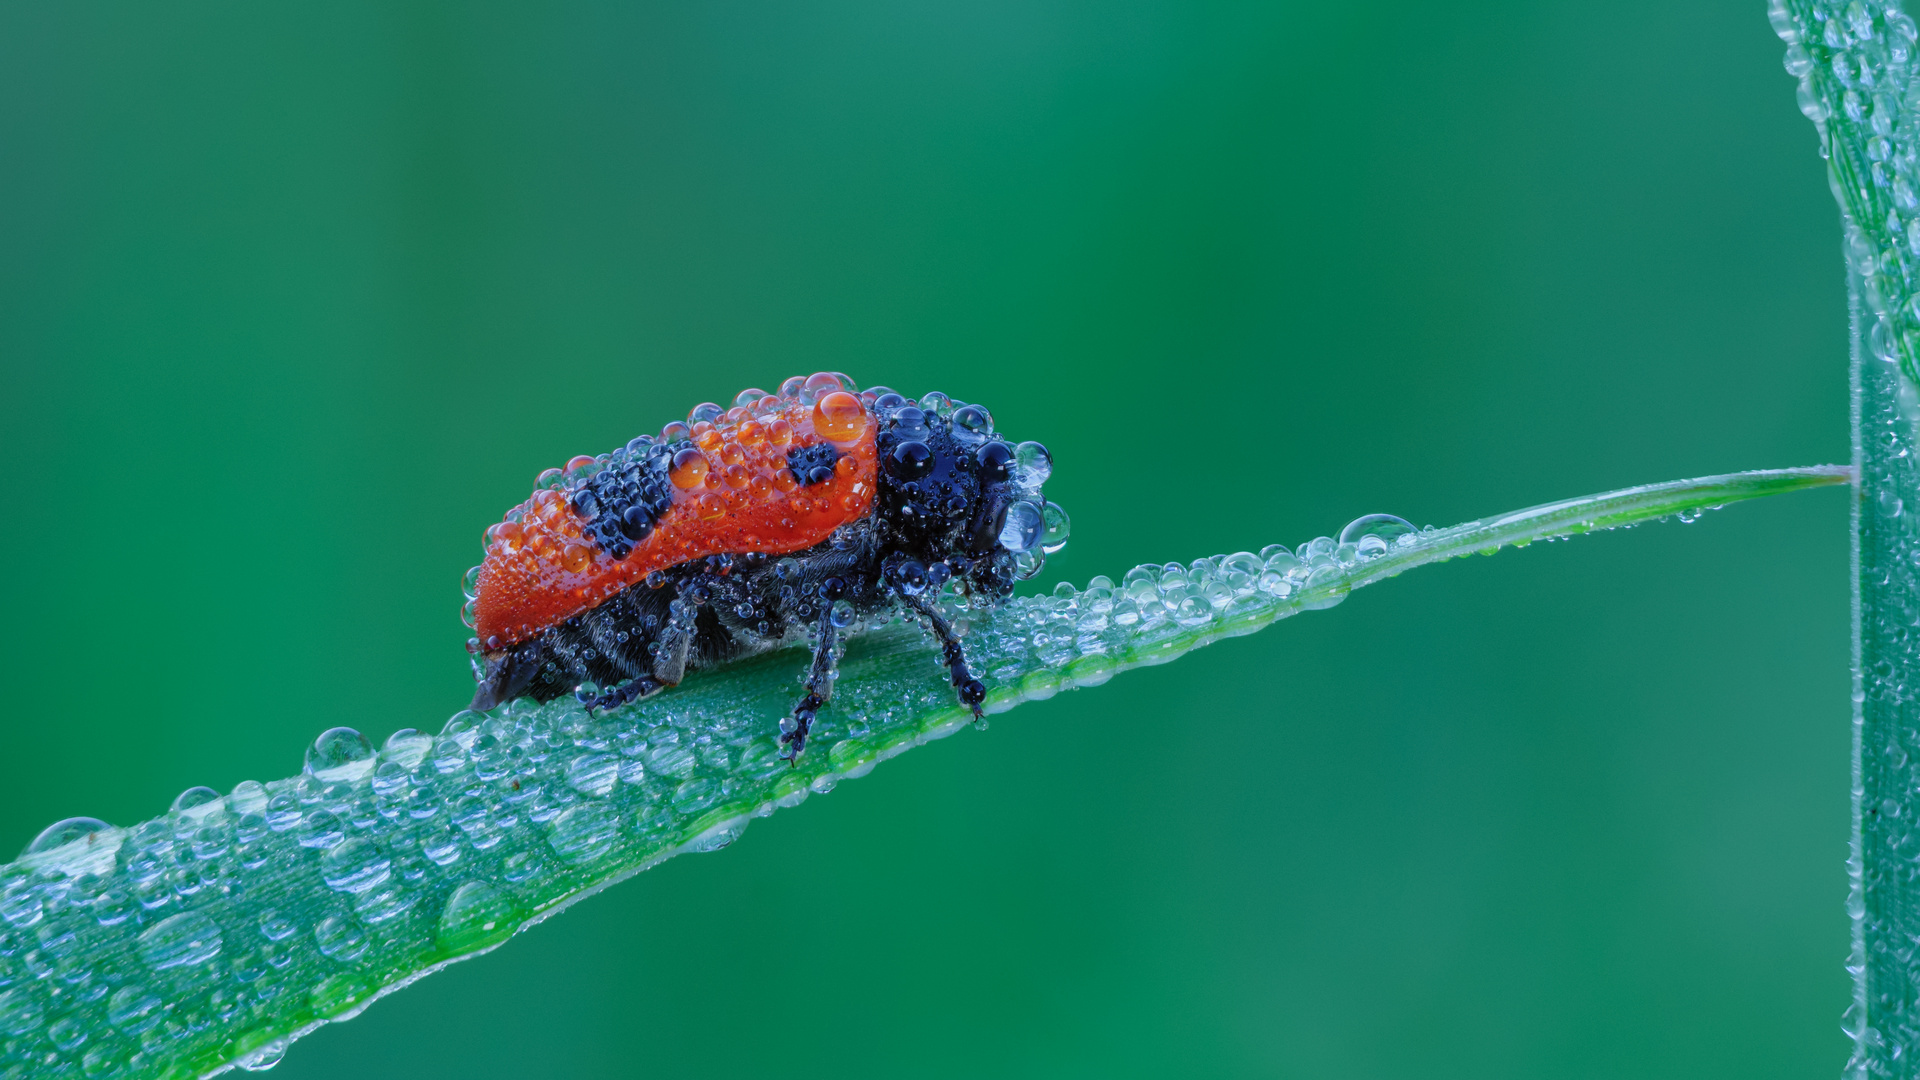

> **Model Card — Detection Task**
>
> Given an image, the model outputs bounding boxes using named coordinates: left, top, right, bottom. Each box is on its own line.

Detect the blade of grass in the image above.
left=0, top=466, right=1847, bottom=1079
left=1769, top=2, right=1920, bottom=1073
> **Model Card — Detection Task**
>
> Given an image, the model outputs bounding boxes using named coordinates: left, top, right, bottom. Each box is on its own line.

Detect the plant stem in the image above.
left=1768, top=1, right=1920, bottom=1073
left=0, top=466, right=1847, bottom=1079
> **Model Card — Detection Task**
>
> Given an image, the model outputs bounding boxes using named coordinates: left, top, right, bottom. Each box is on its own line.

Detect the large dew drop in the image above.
left=19, top=815, right=122, bottom=878
left=1338, top=513, right=1417, bottom=559
left=306, top=727, right=377, bottom=783
left=170, top=786, right=222, bottom=819
left=436, top=881, right=519, bottom=954
left=22, top=816, right=109, bottom=858
left=138, top=910, right=223, bottom=970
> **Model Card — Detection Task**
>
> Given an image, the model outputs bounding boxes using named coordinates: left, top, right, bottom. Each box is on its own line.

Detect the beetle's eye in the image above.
left=976, top=441, right=1013, bottom=483
left=887, top=440, right=934, bottom=480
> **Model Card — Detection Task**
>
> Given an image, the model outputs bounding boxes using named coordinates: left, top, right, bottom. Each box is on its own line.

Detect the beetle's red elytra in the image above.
left=463, top=372, right=1064, bottom=760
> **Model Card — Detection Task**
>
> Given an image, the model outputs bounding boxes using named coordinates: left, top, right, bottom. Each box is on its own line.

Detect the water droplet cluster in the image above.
left=0, top=468, right=1802, bottom=1077
left=468, top=374, right=879, bottom=649
left=1775, top=4, right=1920, bottom=1074
left=1772, top=1, right=1920, bottom=382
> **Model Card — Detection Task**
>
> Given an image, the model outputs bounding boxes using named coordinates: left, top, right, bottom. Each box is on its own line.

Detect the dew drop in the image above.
left=999, top=501, right=1043, bottom=552
left=549, top=802, right=620, bottom=865
left=437, top=881, right=519, bottom=953
left=48, top=1015, right=84, bottom=1051
left=812, top=391, right=868, bottom=443
left=321, top=838, right=393, bottom=894
left=170, top=787, right=222, bottom=818
left=1039, top=501, right=1071, bottom=555
left=106, top=985, right=162, bottom=1034
left=0, top=989, right=43, bottom=1036
left=258, top=911, right=296, bottom=941
left=1014, top=441, right=1053, bottom=488
left=236, top=1039, right=289, bottom=1072
left=565, top=753, right=620, bottom=798
left=228, top=780, right=268, bottom=816
left=306, top=727, right=376, bottom=783
left=1338, top=513, right=1417, bottom=548
left=22, top=817, right=110, bottom=858
left=138, top=910, right=222, bottom=970
left=314, top=915, right=369, bottom=962
left=382, top=729, right=433, bottom=769
left=298, top=810, right=345, bottom=850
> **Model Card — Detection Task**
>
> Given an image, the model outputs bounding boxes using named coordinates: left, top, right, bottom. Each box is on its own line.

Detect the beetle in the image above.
left=463, top=373, right=1065, bottom=759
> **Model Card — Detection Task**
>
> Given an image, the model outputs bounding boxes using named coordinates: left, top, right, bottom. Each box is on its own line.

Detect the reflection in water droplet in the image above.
left=0, top=989, right=44, bottom=1036
left=299, top=810, right=345, bottom=850
left=139, top=910, right=223, bottom=970
left=1338, top=513, right=1417, bottom=548
left=550, top=803, right=620, bottom=865
left=24, top=817, right=110, bottom=858
left=306, top=727, right=377, bottom=783
left=437, top=881, right=519, bottom=953
left=229, top=780, right=269, bottom=816
left=236, top=1038, right=289, bottom=1072
left=170, top=786, right=222, bottom=818
left=105, top=985, right=162, bottom=1034
left=321, top=838, right=392, bottom=894
left=313, top=916, right=368, bottom=963
left=565, top=753, right=620, bottom=798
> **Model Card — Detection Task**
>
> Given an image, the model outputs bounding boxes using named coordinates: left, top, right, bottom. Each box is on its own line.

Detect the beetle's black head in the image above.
left=867, top=389, right=1066, bottom=607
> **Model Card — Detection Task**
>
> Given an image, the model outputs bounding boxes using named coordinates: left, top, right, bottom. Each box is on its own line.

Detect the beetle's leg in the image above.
left=896, top=591, right=987, bottom=720
left=579, top=674, right=668, bottom=714
left=653, top=598, right=695, bottom=686
left=781, top=617, right=840, bottom=762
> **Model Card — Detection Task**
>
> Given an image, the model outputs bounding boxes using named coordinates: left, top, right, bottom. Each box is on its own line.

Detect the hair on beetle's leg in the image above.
left=896, top=591, right=987, bottom=720
left=781, top=617, right=840, bottom=762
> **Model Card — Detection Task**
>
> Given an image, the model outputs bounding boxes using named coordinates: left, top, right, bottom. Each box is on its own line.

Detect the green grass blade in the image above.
left=1769, top=2, right=1920, bottom=1074
left=0, top=466, right=1847, bottom=1079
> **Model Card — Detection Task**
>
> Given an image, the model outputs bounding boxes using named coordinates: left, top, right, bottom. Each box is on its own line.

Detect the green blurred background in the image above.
left=0, top=1, right=1853, bottom=1076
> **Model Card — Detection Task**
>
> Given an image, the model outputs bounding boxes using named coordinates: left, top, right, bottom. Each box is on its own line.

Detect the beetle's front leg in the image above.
left=896, top=590, right=987, bottom=719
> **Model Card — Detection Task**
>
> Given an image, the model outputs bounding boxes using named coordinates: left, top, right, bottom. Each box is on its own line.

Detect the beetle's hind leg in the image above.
left=897, top=591, right=988, bottom=720
left=780, top=617, right=840, bottom=762
left=576, top=590, right=689, bottom=715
